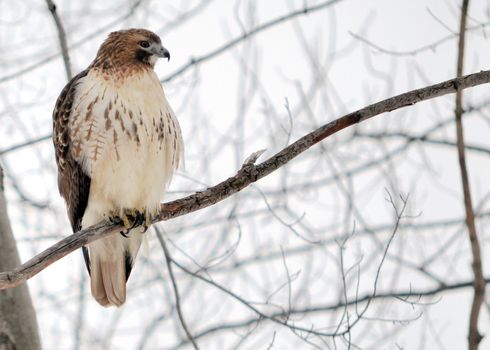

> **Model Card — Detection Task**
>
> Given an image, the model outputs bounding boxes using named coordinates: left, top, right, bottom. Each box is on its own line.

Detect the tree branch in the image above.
left=0, top=134, right=52, bottom=157
left=45, top=0, right=72, bottom=81
left=454, top=2, right=485, bottom=349
left=156, top=228, right=199, bottom=349
left=1, top=70, right=490, bottom=290
left=349, top=20, right=490, bottom=57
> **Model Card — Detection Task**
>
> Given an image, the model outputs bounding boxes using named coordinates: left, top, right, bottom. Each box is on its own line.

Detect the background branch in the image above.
left=156, top=228, right=199, bottom=350
left=45, top=0, right=72, bottom=81
left=454, top=1, right=485, bottom=349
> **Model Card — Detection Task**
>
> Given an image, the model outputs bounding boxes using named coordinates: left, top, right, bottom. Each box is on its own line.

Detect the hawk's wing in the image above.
left=52, top=70, right=92, bottom=272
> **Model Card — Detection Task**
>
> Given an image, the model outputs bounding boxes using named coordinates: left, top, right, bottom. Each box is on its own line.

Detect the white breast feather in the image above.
left=70, top=68, right=183, bottom=227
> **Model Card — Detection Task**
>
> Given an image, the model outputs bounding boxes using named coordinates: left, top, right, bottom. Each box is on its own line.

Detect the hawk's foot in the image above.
left=107, top=215, right=128, bottom=237
left=109, top=209, right=146, bottom=238
left=122, top=208, right=146, bottom=229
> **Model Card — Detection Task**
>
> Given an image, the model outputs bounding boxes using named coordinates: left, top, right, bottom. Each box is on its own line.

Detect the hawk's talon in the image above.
left=111, top=209, right=148, bottom=236
left=117, top=208, right=146, bottom=231
left=109, top=216, right=123, bottom=225
left=121, top=213, right=132, bottom=229
left=134, top=211, right=145, bottom=228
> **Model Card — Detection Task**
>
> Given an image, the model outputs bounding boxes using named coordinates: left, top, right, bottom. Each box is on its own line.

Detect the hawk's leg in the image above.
left=109, top=209, right=146, bottom=237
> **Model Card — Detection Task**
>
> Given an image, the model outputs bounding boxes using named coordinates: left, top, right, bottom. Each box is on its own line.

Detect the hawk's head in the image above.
left=94, top=28, right=170, bottom=69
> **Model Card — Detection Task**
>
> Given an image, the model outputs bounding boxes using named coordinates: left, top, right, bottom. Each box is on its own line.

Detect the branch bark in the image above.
left=1, top=69, right=490, bottom=290
left=454, top=2, right=485, bottom=349
left=0, top=167, right=41, bottom=349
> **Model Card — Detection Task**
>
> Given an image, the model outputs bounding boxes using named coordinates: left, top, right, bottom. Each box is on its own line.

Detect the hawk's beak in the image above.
left=151, top=45, right=170, bottom=61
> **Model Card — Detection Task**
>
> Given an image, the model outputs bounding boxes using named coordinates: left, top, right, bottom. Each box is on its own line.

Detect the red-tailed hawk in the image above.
left=52, top=29, right=183, bottom=307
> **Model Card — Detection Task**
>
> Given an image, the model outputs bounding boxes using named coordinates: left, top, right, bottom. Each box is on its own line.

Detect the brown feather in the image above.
left=52, top=69, right=92, bottom=272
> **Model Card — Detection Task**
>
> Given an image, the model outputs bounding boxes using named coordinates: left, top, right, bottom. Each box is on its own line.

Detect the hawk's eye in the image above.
left=139, top=41, right=150, bottom=48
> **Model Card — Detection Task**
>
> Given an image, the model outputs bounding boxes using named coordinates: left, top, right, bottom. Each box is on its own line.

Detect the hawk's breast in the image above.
left=69, top=68, right=182, bottom=212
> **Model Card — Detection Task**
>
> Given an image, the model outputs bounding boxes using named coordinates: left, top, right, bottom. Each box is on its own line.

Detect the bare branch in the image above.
left=454, top=2, right=485, bottom=349
left=349, top=20, right=490, bottom=57
left=0, top=134, right=51, bottom=156
left=354, top=131, right=490, bottom=156
left=45, top=0, right=72, bottom=80
left=156, top=228, right=199, bottom=350
left=0, top=69, right=490, bottom=290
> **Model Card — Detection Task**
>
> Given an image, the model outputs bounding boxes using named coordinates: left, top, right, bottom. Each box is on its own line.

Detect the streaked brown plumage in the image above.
left=53, top=29, right=182, bottom=307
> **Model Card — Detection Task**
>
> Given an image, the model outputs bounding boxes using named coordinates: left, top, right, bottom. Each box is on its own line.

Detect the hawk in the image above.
left=52, top=29, right=183, bottom=307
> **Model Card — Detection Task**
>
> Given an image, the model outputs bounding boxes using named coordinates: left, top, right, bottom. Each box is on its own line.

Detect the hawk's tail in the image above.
left=85, top=231, right=142, bottom=307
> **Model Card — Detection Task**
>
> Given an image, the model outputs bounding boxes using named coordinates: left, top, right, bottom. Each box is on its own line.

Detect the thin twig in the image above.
left=0, top=134, right=52, bottom=156
left=45, top=0, right=72, bottom=80
left=1, top=70, right=490, bottom=289
left=335, top=233, right=353, bottom=347
left=350, top=192, right=408, bottom=331
left=454, top=1, right=485, bottom=349
left=354, top=131, right=490, bottom=156
left=349, top=20, right=490, bottom=57
left=155, top=228, right=199, bottom=349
